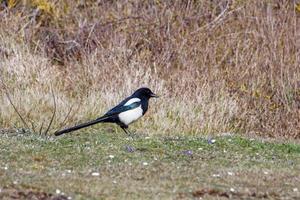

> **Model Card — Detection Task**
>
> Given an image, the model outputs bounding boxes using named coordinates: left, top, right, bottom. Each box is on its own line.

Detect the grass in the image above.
left=0, top=130, right=299, bottom=199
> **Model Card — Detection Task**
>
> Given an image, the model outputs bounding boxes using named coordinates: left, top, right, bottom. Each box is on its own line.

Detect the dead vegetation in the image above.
left=0, top=0, right=299, bottom=138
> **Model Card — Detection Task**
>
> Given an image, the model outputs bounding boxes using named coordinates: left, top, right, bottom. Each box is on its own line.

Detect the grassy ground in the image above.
left=0, top=130, right=299, bottom=199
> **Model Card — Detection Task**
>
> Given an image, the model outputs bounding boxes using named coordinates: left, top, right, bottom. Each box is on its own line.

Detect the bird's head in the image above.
left=133, top=87, right=159, bottom=99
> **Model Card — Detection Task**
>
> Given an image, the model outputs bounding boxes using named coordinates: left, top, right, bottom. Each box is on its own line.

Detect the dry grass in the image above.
left=0, top=0, right=299, bottom=138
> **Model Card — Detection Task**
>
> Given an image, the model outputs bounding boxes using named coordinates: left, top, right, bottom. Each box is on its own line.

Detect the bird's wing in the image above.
left=101, top=101, right=141, bottom=118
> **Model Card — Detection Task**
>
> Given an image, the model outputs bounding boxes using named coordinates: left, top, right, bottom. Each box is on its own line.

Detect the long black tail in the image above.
left=54, top=116, right=109, bottom=136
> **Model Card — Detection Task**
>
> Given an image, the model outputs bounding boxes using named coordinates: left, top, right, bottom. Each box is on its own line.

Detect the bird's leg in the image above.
left=121, top=126, right=133, bottom=137
left=121, top=127, right=129, bottom=135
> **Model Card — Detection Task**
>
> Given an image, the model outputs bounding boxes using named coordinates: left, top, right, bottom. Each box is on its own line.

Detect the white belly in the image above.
left=118, top=105, right=143, bottom=125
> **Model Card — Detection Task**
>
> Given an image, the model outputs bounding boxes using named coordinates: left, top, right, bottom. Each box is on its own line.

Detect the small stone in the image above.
left=142, top=162, right=148, bottom=166
left=182, top=150, right=193, bottom=156
left=108, top=155, right=115, bottom=159
left=67, top=197, right=72, bottom=200
left=212, top=174, right=220, bottom=177
left=230, top=188, right=235, bottom=192
left=91, top=172, right=100, bottom=176
left=208, top=138, right=216, bottom=144
left=124, top=145, right=135, bottom=153
left=293, top=188, right=298, bottom=192
left=56, top=189, right=61, bottom=194
left=227, top=172, right=234, bottom=176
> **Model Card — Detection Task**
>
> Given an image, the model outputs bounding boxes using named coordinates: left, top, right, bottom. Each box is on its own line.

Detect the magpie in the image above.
left=54, top=87, right=158, bottom=136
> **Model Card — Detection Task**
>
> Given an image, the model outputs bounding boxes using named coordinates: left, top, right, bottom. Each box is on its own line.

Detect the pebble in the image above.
left=227, top=172, right=234, bottom=176
left=91, top=172, right=100, bottom=176
left=124, top=146, right=135, bottom=153
left=182, top=150, right=193, bottom=156
left=208, top=139, right=216, bottom=144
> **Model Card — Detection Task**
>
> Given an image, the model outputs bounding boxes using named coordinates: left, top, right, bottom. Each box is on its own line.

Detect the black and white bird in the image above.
left=54, top=87, right=158, bottom=136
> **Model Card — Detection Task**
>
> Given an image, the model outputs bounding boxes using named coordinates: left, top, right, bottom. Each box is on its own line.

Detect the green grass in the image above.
left=0, top=130, right=300, bottom=199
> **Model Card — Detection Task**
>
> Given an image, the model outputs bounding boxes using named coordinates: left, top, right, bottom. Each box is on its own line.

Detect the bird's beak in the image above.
left=150, top=93, right=159, bottom=98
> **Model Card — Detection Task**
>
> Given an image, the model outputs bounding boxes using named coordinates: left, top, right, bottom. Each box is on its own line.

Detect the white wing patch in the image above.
left=118, top=105, right=143, bottom=125
left=124, top=98, right=141, bottom=106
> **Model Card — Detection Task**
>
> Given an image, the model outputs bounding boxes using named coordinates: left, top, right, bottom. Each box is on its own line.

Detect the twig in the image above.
left=55, top=98, right=82, bottom=133
left=59, top=104, right=74, bottom=129
left=39, top=121, right=44, bottom=135
left=190, top=1, right=241, bottom=35
left=85, top=23, right=96, bottom=48
left=29, top=120, right=37, bottom=133
left=43, top=87, right=56, bottom=135
left=0, top=78, right=31, bottom=131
